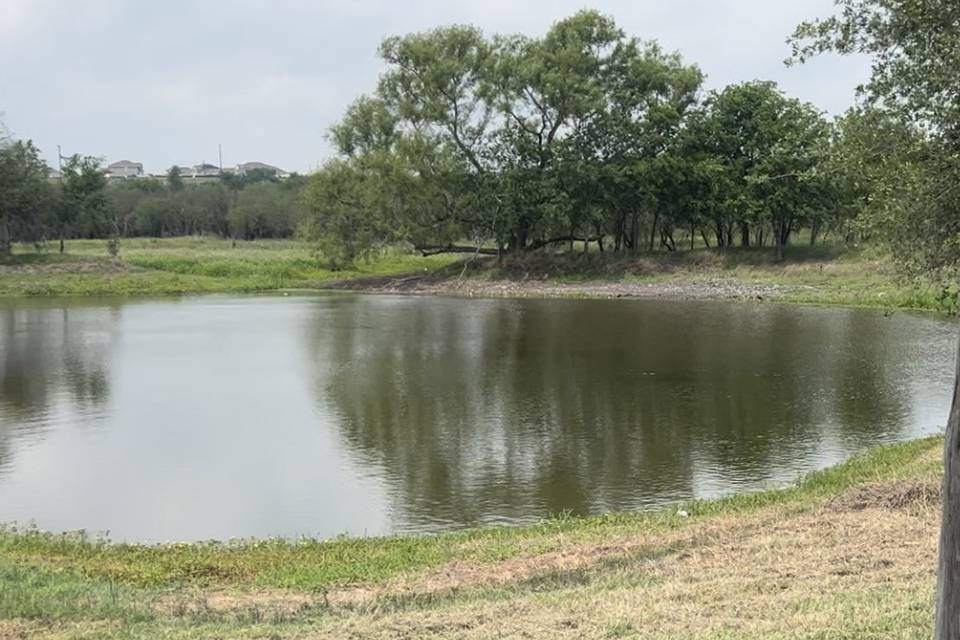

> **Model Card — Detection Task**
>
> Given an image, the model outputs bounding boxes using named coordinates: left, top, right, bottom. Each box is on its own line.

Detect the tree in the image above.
left=220, top=167, right=279, bottom=191
left=562, top=39, right=703, bottom=252
left=791, top=2, right=960, bottom=636
left=166, top=165, right=184, bottom=192
left=0, top=139, right=53, bottom=256
left=689, top=82, right=831, bottom=257
left=825, top=106, right=929, bottom=248
left=308, top=11, right=715, bottom=258
left=229, top=181, right=304, bottom=241
left=60, top=155, right=107, bottom=253
left=106, top=178, right=165, bottom=237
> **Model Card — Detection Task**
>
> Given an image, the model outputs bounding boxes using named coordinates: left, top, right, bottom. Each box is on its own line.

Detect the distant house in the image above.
left=234, top=161, right=289, bottom=178
left=104, top=160, right=144, bottom=179
left=191, top=163, right=221, bottom=178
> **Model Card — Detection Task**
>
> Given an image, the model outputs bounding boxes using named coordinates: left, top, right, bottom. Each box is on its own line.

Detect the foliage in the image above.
left=166, top=165, right=184, bottom=192
left=791, top=0, right=960, bottom=280
left=221, top=167, right=281, bottom=191
left=60, top=155, right=108, bottom=242
left=0, top=139, right=54, bottom=254
left=305, top=11, right=851, bottom=262
left=229, top=181, right=303, bottom=240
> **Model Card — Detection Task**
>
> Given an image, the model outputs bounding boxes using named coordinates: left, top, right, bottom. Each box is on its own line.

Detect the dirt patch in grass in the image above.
left=0, top=620, right=120, bottom=640
left=0, top=620, right=33, bottom=640
left=828, top=480, right=941, bottom=514
left=156, top=589, right=321, bottom=616
left=392, top=540, right=653, bottom=597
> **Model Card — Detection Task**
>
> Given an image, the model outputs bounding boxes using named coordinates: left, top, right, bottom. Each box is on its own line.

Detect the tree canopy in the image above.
left=303, top=10, right=851, bottom=267
left=0, top=139, right=53, bottom=255
left=791, top=0, right=960, bottom=278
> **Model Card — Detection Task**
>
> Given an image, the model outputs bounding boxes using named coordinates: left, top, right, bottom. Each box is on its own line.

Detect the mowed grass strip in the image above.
left=0, top=436, right=944, bottom=639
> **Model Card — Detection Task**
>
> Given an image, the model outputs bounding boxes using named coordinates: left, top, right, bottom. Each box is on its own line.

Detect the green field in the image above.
left=1, top=436, right=943, bottom=639
left=0, top=238, right=950, bottom=315
left=0, top=238, right=459, bottom=297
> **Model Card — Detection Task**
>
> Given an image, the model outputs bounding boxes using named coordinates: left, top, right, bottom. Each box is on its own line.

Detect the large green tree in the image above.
left=307, top=11, right=717, bottom=262
left=689, top=82, right=832, bottom=257
left=0, top=139, right=54, bottom=255
left=60, top=155, right=107, bottom=253
left=791, top=1, right=960, bottom=635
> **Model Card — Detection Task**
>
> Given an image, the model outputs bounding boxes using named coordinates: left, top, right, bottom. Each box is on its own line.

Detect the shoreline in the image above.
left=2, top=436, right=945, bottom=639
left=321, top=271, right=792, bottom=302
left=1, top=239, right=950, bottom=314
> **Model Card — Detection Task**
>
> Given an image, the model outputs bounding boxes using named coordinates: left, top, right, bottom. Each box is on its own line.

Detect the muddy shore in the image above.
left=323, top=271, right=796, bottom=302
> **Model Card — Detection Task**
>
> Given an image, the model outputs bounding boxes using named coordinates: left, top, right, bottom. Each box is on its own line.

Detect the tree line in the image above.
left=303, top=10, right=891, bottom=266
left=0, top=7, right=952, bottom=277
left=0, top=137, right=308, bottom=256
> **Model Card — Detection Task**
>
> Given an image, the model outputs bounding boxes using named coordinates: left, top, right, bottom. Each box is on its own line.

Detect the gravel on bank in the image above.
left=324, top=272, right=795, bottom=302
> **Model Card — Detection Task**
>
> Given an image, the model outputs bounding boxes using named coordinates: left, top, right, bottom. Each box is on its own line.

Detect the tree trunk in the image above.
left=648, top=213, right=659, bottom=253
left=936, top=341, right=960, bottom=639
left=754, top=225, right=765, bottom=247
left=740, top=222, right=750, bottom=248
left=714, top=216, right=727, bottom=249
left=0, top=218, right=9, bottom=257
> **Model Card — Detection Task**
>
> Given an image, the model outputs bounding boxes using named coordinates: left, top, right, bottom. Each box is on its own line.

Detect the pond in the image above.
left=0, top=294, right=954, bottom=542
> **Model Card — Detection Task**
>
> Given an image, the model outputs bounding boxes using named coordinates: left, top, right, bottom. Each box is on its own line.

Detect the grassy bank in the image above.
left=454, top=243, right=954, bottom=313
left=0, top=238, right=952, bottom=313
left=1, top=436, right=944, bottom=639
left=0, top=238, right=459, bottom=297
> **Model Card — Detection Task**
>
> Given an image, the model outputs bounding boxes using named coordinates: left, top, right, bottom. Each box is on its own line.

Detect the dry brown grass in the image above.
left=145, top=479, right=937, bottom=639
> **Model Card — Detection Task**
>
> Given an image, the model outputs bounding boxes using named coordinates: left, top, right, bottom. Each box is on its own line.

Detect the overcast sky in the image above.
left=0, top=0, right=869, bottom=174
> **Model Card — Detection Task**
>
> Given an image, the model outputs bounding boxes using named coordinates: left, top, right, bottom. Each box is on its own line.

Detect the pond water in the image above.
left=0, top=294, right=954, bottom=542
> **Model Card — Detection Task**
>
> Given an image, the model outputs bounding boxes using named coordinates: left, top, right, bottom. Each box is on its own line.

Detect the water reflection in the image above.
left=0, top=294, right=952, bottom=541
left=0, top=304, right=118, bottom=474
left=305, top=297, right=949, bottom=531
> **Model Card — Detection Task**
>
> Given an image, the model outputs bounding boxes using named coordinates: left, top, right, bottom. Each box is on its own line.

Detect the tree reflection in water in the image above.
left=303, top=296, right=934, bottom=531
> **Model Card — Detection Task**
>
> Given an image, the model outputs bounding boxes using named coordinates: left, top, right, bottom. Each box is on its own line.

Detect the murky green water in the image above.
left=0, top=294, right=953, bottom=542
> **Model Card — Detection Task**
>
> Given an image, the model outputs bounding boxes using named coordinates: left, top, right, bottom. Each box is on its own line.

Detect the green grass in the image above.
left=0, top=238, right=459, bottom=297
left=0, top=436, right=943, bottom=639
left=3, top=436, right=936, bottom=590
left=470, top=243, right=955, bottom=313
left=1, top=238, right=950, bottom=314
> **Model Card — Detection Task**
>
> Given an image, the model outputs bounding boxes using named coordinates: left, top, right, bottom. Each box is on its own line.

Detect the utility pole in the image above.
left=218, top=143, right=223, bottom=174
left=57, top=144, right=63, bottom=179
